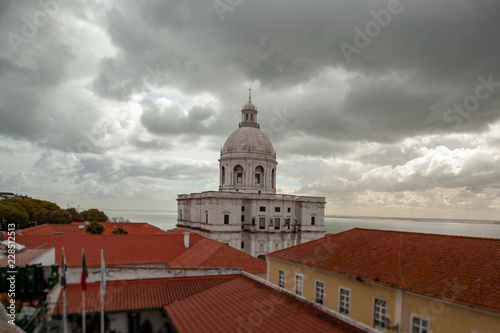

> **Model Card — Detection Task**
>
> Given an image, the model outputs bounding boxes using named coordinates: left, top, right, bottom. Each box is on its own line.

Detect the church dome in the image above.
left=243, top=101, right=256, bottom=110
left=222, top=126, right=274, bottom=154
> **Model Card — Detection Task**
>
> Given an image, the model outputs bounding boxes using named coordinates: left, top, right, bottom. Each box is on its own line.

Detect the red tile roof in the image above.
left=164, top=275, right=366, bottom=333
left=170, top=238, right=267, bottom=274
left=54, top=275, right=239, bottom=315
left=17, top=222, right=168, bottom=236
left=267, top=228, right=500, bottom=314
left=16, top=233, right=203, bottom=267
left=15, top=227, right=266, bottom=273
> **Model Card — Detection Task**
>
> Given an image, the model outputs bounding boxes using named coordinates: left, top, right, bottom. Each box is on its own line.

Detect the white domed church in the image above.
left=177, top=94, right=325, bottom=260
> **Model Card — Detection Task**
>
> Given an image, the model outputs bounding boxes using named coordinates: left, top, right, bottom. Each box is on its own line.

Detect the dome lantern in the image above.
left=239, top=88, right=259, bottom=128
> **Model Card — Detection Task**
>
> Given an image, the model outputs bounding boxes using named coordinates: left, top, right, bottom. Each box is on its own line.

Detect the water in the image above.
left=104, top=210, right=500, bottom=239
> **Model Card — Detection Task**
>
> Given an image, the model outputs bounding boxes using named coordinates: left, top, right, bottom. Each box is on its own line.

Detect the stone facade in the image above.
left=177, top=94, right=325, bottom=258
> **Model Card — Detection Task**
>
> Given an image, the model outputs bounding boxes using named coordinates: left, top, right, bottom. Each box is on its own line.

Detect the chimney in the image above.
left=184, top=232, right=190, bottom=249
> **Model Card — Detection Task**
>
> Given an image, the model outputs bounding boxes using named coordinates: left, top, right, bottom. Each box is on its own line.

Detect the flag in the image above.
left=100, top=249, right=106, bottom=296
left=61, top=248, right=67, bottom=289
left=81, top=250, right=88, bottom=292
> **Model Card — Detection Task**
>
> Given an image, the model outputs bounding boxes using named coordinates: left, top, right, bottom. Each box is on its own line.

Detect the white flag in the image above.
left=100, top=249, right=106, bottom=296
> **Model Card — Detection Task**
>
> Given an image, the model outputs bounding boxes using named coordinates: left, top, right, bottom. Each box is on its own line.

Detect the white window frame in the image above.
left=339, top=286, right=351, bottom=316
left=278, top=269, right=285, bottom=288
left=373, top=298, right=388, bottom=332
left=315, top=280, right=325, bottom=305
left=410, top=314, right=431, bottom=333
left=295, top=273, right=304, bottom=296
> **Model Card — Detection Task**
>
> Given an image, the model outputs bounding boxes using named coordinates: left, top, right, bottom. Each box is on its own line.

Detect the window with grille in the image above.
left=315, top=281, right=325, bottom=305
left=339, top=288, right=350, bottom=316
left=295, top=274, right=303, bottom=296
left=411, top=316, right=429, bottom=333
left=373, top=298, right=387, bottom=331
left=278, top=270, right=285, bottom=288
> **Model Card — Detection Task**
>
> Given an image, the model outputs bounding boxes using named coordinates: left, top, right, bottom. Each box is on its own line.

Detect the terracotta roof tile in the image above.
left=15, top=229, right=267, bottom=274
left=267, top=228, right=500, bottom=314
left=16, top=233, right=203, bottom=267
left=171, top=238, right=267, bottom=274
left=18, top=222, right=168, bottom=236
left=165, top=275, right=366, bottom=333
left=54, top=275, right=239, bottom=315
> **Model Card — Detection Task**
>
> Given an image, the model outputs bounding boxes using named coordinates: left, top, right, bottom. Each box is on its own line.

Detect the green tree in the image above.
left=86, top=221, right=105, bottom=234
left=47, top=210, right=73, bottom=224
left=66, top=207, right=83, bottom=222
left=80, top=209, right=108, bottom=222
left=0, top=205, right=29, bottom=228
left=27, top=199, right=60, bottom=211
left=112, top=227, right=128, bottom=235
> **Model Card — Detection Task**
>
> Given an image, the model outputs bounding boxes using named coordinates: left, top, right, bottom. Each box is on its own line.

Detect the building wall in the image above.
left=177, top=191, right=325, bottom=258
left=31, top=247, right=55, bottom=266
left=401, top=292, right=500, bottom=333
left=268, top=258, right=500, bottom=333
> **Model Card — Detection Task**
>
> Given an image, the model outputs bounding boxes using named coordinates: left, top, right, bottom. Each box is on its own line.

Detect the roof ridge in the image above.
left=352, top=228, right=500, bottom=241
left=267, top=233, right=333, bottom=257
left=197, top=239, right=225, bottom=265
left=68, top=274, right=242, bottom=285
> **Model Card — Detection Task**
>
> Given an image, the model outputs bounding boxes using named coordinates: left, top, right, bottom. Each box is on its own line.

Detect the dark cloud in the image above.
left=0, top=0, right=499, bottom=218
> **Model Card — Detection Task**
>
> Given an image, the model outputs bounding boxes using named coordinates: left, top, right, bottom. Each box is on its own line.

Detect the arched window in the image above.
left=271, top=169, right=275, bottom=188
left=255, top=166, right=264, bottom=185
left=221, top=166, right=225, bottom=186
left=234, top=165, right=243, bottom=185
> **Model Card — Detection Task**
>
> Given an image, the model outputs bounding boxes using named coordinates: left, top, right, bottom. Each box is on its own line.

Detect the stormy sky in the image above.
left=1, top=0, right=499, bottom=220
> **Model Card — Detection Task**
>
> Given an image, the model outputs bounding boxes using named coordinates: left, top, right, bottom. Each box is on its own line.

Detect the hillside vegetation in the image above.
left=0, top=199, right=108, bottom=229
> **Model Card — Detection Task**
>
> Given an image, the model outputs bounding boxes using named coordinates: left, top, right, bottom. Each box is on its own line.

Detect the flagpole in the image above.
left=82, top=248, right=86, bottom=333
left=101, top=292, right=104, bottom=333
left=82, top=290, right=86, bottom=333
left=62, top=247, right=68, bottom=333
left=63, top=289, right=67, bottom=333
left=100, top=249, right=105, bottom=333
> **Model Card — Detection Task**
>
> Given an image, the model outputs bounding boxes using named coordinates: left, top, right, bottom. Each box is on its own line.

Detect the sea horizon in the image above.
left=101, top=209, right=500, bottom=239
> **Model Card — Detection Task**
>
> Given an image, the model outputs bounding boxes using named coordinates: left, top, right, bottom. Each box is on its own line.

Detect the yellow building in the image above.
left=267, top=228, right=500, bottom=333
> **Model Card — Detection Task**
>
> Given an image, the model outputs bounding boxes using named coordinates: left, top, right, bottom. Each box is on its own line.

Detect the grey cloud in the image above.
left=140, top=102, right=218, bottom=136
left=1, top=0, right=500, bottom=219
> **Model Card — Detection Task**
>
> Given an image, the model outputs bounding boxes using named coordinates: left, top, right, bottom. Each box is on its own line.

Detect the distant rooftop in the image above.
left=16, top=222, right=169, bottom=236
left=15, top=224, right=266, bottom=274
